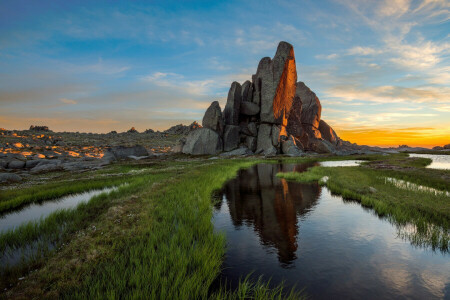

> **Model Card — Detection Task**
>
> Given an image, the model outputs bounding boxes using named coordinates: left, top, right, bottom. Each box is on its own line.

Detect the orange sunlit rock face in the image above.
left=337, top=127, right=450, bottom=148
left=273, top=48, right=297, bottom=121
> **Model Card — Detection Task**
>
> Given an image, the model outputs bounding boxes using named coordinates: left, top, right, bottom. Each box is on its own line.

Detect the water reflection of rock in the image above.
left=221, top=163, right=320, bottom=265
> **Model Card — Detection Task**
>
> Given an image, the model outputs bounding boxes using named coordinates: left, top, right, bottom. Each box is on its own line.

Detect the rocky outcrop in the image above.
left=182, top=128, right=223, bottom=155
left=106, top=145, right=149, bottom=160
left=202, top=101, right=224, bottom=135
left=29, top=125, right=50, bottom=132
left=164, top=122, right=201, bottom=135
left=183, top=41, right=340, bottom=156
left=223, top=82, right=242, bottom=126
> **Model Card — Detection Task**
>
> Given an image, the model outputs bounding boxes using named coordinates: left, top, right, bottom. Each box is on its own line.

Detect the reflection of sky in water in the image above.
left=409, top=153, right=450, bottom=170
left=213, top=164, right=450, bottom=299
left=0, top=187, right=116, bottom=233
left=384, top=177, right=450, bottom=196
left=319, top=160, right=364, bottom=167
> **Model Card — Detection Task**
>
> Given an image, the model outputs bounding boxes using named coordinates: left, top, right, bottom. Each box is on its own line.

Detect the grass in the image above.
left=1, top=158, right=307, bottom=299
left=278, top=154, right=450, bottom=252
left=3, top=152, right=447, bottom=298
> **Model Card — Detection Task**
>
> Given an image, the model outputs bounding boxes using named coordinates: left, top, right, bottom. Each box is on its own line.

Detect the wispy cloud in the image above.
left=59, top=98, right=77, bottom=105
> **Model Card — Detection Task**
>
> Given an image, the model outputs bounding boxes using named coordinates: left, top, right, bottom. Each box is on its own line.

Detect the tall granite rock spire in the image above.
left=182, top=41, right=340, bottom=156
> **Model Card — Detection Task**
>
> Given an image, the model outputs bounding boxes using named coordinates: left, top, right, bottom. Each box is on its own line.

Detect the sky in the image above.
left=0, top=0, right=449, bottom=147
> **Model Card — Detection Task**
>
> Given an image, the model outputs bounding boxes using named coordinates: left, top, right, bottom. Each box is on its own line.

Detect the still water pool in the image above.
left=213, top=163, right=449, bottom=299
left=409, top=153, right=450, bottom=170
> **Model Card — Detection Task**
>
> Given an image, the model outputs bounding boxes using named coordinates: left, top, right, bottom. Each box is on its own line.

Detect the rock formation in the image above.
left=182, top=41, right=341, bottom=156
left=29, top=125, right=50, bottom=132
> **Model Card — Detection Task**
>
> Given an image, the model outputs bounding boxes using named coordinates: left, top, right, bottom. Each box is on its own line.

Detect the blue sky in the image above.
left=0, top=0, right=449, bottom=146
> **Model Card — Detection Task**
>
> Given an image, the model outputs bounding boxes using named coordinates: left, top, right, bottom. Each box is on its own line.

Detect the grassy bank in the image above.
left=2, top=158, right=305, bottom=299
left=278, top=154, right=450, bottom=252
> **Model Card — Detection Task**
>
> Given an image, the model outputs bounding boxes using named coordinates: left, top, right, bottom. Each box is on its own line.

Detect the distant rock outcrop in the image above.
left=29, top=125, right=51, bottom=132
left=165, top=121, right=201, bottom=135
left=183, top=41, right=342, bottom=156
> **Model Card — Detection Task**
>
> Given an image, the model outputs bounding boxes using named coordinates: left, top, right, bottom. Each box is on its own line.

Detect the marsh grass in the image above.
left=0, top=172, right=170, bottom=286
left=2, top=158, right=306, bottom=299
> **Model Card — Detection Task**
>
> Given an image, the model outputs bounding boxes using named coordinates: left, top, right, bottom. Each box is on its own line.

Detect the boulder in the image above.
left=0, top=173, right=22, bottom=183
left=202, top=101, right=224, bottom=135
left=30, top=163, right=63, bottom=174
left=297, top=82, right=321, bottom=129
left=281, top=136, right=304, bottom=157
left=264, top=146, right=277, bottom=157
left=25, top=159, right=45, bottom=169
left=309, top=139, right=334, bottom=154
left=223, top=125, right=240, bottom=151
left=172, top=138, right=186, bottom=153
left=7, top=159, right=25, bottom=169
left=245, top=136, right=257, bottom=152
left=182, top=128, right=223, bottom=155
left=256, top=124, right=273, bottom=153
left=318, top=120, right=339, bottom=145
left=248, top=122, right=258, bottom=136
left=271, top=125, right=280, bottom=147
left=107, top=145, right=149, bottom=160
left=224, top=81, right=242, bottom=125
left=240, top=101, right=260, bottom=116
left=240, top=122, right=258, bottom=137
left=241, top=80, right=253, bottom=102
left=254, top=42, right=297, bottom=124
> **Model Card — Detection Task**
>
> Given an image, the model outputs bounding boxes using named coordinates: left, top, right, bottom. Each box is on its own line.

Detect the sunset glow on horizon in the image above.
left=1, top=0, right=449, bottom=147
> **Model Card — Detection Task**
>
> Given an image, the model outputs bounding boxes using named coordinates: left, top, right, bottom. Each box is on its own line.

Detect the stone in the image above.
left=220, top=147, right=253, bottom=157
left=55, top=141, right=66, bottom=146
left=286, top=95, right=303, bottom=138
left=0, top=160, right=7, bottom=168
left=309, top=139, right=334, bottom=154
left=7, top=159, right=25, bottom=169
left=239, top=122, right=257, bottom=137
left=241, top=80, right=253, bottom=102
left=202, top=101, right=224, bottom=135
left=0, top=173, right=22, bottom=183
left=101, top=151, right=116, bottom=163
left=264, top=146, right=277, bottom=157
left=223, top=81, right=242, bottom=125
left=182, top=128, right=223, bottom=155
left=297, top=82, right=321, bottom=129
left=281, top=136, right=304, bottom=157
left=245, top=136, right=257, bottom=152
left=318, top=120, right=339, bottom=145
left=248, top=122, right=257, bottom=136
left=271, top=125, right=280, bottom=147
left=25, top=159, right=45, bottom=169
left=240, top=101, right=260, bottom=116
left=223, top=125, right=240, bottom=151
left=256, top=124, right=273, bottom=153
left=30, top=163, right=63, bottom=174
left=107, top=145, right=149, bottom=159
